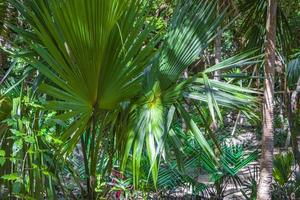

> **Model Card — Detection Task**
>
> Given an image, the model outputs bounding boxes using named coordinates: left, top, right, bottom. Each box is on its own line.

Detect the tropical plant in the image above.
left=199, top=145, right=258, bottom=199
left=238, top=0, right=292, bottom=51
left=272, top=152, right=300, bottom=200
left=240, top=164, right=260, bottom=200
left=5, top=0, right=261, bottom=198
left=94, top=125, right=258, bottom=199
left=284, top=53, right=300, bottom=168
left=1, top=81, right=77, bottom=198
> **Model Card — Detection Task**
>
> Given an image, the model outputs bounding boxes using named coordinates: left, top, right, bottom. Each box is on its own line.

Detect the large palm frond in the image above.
left=118, top=0, right=226, bottom=188
left=157, top=0, right=224, bottom=88
left=12, top=0, right=259, bottom=190
left=12, top=0, right=157, bottom=154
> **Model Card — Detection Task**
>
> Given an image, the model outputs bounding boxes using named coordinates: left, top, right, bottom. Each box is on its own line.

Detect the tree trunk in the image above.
left=214, top=27, right=222, bottom=80
left=211, top=0, right=223, bottom=131
left=214, top=1, right=222, bottom=81
left=257, top=0, right=277, bottom=199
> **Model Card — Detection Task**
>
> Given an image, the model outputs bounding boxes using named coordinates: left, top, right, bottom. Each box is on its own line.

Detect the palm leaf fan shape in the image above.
left=157, top=0, right=224, bottom=88
left=119, top=0, right=225, bottom=188
left=11, top=0, right=157, bottom=153
left=12, top=0, right=259, bottom=190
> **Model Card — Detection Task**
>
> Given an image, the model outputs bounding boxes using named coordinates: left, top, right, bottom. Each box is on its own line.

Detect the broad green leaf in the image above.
left=2, top=173, right=22, bottom=182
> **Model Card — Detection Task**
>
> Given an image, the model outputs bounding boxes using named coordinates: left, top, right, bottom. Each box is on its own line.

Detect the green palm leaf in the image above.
left=287, top=54, right=300, bottom=85
left=157, top=0, right=224, bottom=88
left=12, top=0, right=260, bottom=192
left=12, top=0, right=157, bottom=154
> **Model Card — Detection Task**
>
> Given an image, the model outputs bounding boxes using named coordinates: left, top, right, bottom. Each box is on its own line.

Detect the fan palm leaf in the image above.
left=12, top=0, right=260, bottom=190
left=11, top=0, right=157, bottom=154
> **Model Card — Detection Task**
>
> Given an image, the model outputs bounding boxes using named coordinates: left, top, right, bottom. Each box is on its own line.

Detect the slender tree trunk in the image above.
left=214, top=1, right=222, bottom=81
left=214, top=27, right=222, bottom=80
left=81, top=134, right=92, bottom=199
left=275, top=58, right=292, bottom=149
left=257, top=0, right=277, bottom=199
left=211, top=1, right=222, bottom=131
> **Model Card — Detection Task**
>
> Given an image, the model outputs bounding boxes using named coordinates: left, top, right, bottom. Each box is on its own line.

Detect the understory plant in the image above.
left=0, top=0, right=261, bottom=198
left=272, top=152, right=300, bottom=200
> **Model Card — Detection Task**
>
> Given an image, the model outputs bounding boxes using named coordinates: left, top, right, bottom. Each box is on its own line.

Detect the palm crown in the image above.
left=11, top=0, right=258, bottom=188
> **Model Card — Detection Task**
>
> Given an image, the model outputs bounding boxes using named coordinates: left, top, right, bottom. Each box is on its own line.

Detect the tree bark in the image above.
left=211, top=0, right=223, bottom=131
left=257, top=0, right=277, bottom=199
left=214, top=1, right=222, bottom=81
left=291, top=78, right=300, bottom=114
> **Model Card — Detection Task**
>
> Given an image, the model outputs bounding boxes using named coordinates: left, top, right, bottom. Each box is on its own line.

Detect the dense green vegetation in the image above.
left=1, top=0, right=300, bottom=199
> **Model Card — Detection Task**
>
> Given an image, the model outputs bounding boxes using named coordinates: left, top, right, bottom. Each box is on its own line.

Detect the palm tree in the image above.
left=257, top=0, right=277, bottom=199
left=11, top=0, right=259, bottom=198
